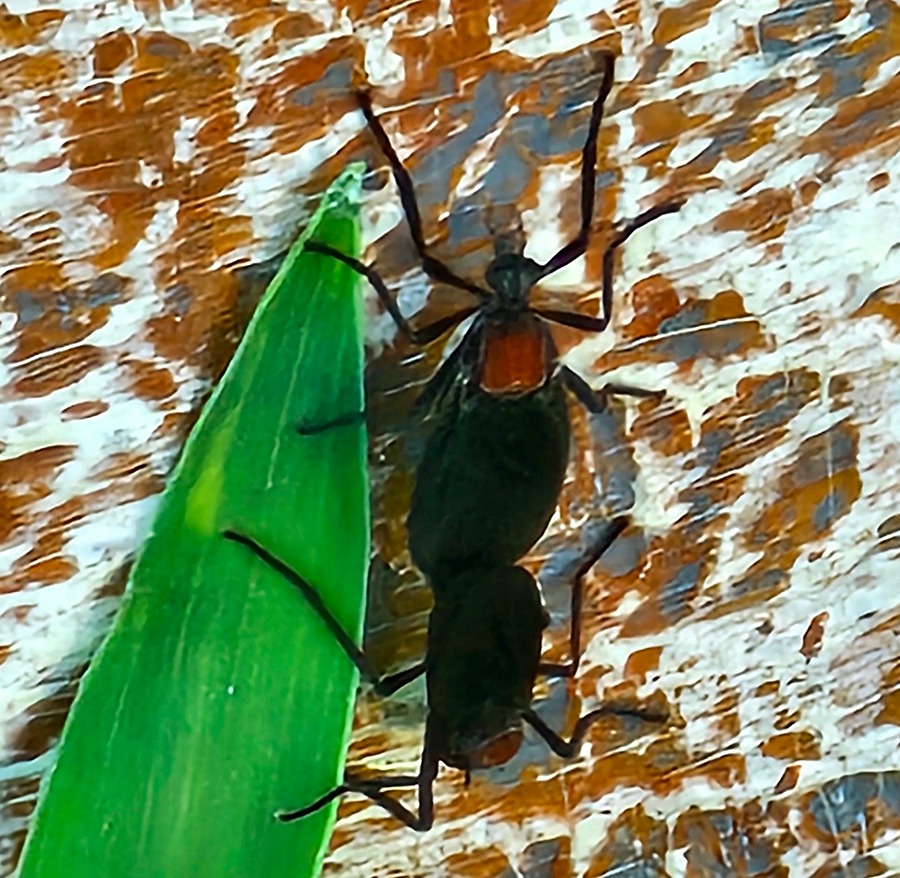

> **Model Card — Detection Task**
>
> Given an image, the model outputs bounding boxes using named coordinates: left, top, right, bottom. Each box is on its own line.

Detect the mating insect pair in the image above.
left=225, top=51, right=678, bottom=829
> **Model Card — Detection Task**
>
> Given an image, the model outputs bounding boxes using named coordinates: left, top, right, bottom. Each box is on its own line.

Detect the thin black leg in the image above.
left=222, top=530, right=376, bottom=682
left=523, top=702, right=667, bottom=759
left=278, top=740, right=438, bottom=831
left=535, top=200, right=685, bottom=334
left=539, top=516, right=629, bottom=679
left=538, top=52, right=616, bottom=278
left=355, top=90, right=489, bottom=300
left=559, top=366, right=664, bottom=415
left=600, top=200, right=684, bottom=330
left=306, top=241, right=478, bottom=345
left=374, top=662, right=426, bottom=697
left=295, top=410, right=366, bottom=435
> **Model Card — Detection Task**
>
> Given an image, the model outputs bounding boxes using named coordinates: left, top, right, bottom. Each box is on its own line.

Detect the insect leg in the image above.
left=355, top=91, right=489, bottom=300
left=306, top=241, right=477, bottom=345
left=374, top=662, right=426, bottom=696
left=523, top=702, right=668, bottom=758
left=295, top=409, right=366, bottom=436
left=278, top=740, right=438, bottom=831
left=600, top=200, right=685, bottom=327
left=221, top=529, right=376, bottom=681
left=534, top=198, right=685, bottom=334
left=559, top=365, right=664, bottom=415
left=537, top=52, right=616, bottom=278
left=538, top=516, right=629, bottom=679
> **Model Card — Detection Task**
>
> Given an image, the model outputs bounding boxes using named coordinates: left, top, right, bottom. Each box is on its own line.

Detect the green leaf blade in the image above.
left=20, top=164, right=369, bottom=878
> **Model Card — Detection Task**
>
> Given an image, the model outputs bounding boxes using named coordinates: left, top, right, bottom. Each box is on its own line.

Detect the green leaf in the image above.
left=19, top=164, right=369, bottom=878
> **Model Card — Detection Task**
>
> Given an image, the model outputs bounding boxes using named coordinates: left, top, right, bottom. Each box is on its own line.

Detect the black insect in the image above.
left=305, top=51, right=683, bottom=581
left=229, top=56, right=678, bottom=830
left=224, top=517, right=664, bottom=830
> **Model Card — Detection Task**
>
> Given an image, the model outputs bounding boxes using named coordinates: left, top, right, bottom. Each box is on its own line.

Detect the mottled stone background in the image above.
left=1, top=0, right=899, bottom=876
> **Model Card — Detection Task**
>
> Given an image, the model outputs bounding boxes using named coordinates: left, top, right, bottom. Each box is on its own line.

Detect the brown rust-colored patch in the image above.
left=92, top=30, right=133, bottom=76
left=438, top=766, right=568, bottom=829
left=714, top=187, right=794, bottom=245
left=247, top=37, right=364, bottom=143
left=632, top=98, right=712, bottom=148
left=443, top=845, right=512, bottom=878
left=494, top=0, right=556, bottom=37
left=876, top=513, right=900, bottom=553
left=623, top=646, right=663, bottom=684
left=802, top=51, right=900, bottom=171
left=713, top=688, right=741, bottom=740
left=756, top=679, right=780, bottom=698
left=775, top=765, right=801, bottom=794
left=620, top=532, right=717, bottom=636
left=869, top=171, right=890, bottom=192
left=0, top=445, right=77, bottom=545
left=855, top=281, right=900, bottom=330
left=653, top=0, right=719, bottom=44
left=759, top=0, right=851, bottom=54
left=12, top=344, right=106, bottom=398
left=773, top=709, right=801, bottom=732
left=392, top=2, right=491, bottom=89
left=875, top=660, right=900, bottom=727
left=622, top=273, right=682, bottom=341
left=0, top=51, right=69, bottom=100
left=801, top=611, right=828, bottom=661
left=62, top=36, right=243, bottom=270
left=9, top=671, right=84, bottom=761
left=90, top=450, right=154, bottom=482
left=7, top=555, right=79, bottom=590
left=674, top=61, right=710, bottom=88
left=730, top=420, right=861, bottom=614
left=223, top=6, right=281, bottom=39
left=61, top=400, right=109, bottom=420
left=11, top=530, right=65, bottom=571
left=761, top=730, right=822, bottom=761
left=0, top=6, right=66, bottom=49
left=270, top=11, right=327, bottom=42
left=121, top=359, right=178, bottom=401
left=600, top=288, right=768, bottom=372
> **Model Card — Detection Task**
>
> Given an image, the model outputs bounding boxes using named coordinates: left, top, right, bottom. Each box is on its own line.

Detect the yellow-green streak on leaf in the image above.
left=19, top=164, right=369, bottom=878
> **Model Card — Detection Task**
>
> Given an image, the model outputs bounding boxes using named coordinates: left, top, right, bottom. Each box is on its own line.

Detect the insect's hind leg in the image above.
left=538, top=515, right=629, bottom=679
left=221, top=529, right=376, bottom=681
left=277, top=734, right=439, bottom=831
left=523, top=702, right=668, bottom=759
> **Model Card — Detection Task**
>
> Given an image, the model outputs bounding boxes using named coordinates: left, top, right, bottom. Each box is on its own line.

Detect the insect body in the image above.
left=223, top=518, right=663, bottom=830
left=306, top=52, right=683, bottom=578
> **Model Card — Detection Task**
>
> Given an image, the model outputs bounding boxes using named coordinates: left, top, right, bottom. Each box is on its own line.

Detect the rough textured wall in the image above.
left=2, top=0, right=899, bottom=876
